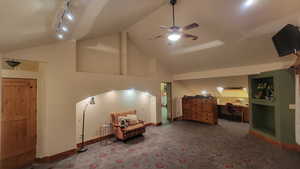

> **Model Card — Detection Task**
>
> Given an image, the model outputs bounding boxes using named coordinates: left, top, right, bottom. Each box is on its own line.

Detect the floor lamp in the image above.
left=78, top=97, right=95, bottom=153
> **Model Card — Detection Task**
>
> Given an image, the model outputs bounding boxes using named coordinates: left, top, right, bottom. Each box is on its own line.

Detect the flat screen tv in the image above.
left=272, top=24, right=300, bottom=57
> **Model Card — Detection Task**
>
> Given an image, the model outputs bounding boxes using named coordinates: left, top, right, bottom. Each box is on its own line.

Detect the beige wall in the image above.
left=76, top=33, right=155, bottom=77
left=2, top=38, right=171, bottom=158
left=177, top=75, right=249, bottom=97
left=2, top=59, right=39, bottom=72
left=172, top=81, right=188, bottom=118
left=76, top=90, right=156, bottom=143
left=127, top=39, right=152, bottom=76
left=77, top=34, right=121, bottom=74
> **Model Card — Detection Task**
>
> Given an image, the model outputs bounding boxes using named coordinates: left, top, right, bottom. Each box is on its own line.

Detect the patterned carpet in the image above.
left=31, top=120, right=300, bottom=169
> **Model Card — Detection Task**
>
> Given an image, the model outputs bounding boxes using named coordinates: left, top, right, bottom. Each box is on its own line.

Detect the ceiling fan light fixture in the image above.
left=168, top=32, right=181, bottom=42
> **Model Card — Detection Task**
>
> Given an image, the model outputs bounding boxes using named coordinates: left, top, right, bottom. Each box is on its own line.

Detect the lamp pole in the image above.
left=78, top=97, right=95, bottom=153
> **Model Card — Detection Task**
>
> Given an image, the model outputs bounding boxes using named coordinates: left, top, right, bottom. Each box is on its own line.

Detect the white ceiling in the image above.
left=0, top=0, right=61, bottom=52
left=1, top=0, right=300, bottom=74
left=127, top=0, right=300, bottom=73
left=84, top=0, right=166, bottom=39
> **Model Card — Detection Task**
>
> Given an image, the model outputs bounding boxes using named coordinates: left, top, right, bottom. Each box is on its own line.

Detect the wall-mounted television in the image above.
left=272, top=24, right=300, bottom=57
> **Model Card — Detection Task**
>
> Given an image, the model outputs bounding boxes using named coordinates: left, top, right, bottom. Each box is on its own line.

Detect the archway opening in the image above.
left=76, top=89, right=156, bottom=144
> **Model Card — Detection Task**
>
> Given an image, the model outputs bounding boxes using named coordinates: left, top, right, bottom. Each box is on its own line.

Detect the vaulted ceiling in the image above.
left=127, top=0, right=300, bottom=73
left=0, top=0, right=61, bottom=52
left=1, top=0, right=300, bottom=74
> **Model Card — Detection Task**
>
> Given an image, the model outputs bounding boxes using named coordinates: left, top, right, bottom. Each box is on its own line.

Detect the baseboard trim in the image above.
left=155, top=122, right=162, bottom=126
left=36, top=125, right=162, bottom=163
left=77, top=134, right=114, bottom=148
left=249, top=130, right=300, bottom=152
left=36, top=149, right=77, bottom=163
left=36, top=134, right=114, bottom=163
left=173, top=116, right=183, bottom=121
left=145, top=122, right=162, bottom=127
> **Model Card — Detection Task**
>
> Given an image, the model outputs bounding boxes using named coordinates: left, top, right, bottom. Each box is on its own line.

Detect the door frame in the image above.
left=1, top=78, right=38, bottom=169
left=161, top=82, right=173, bottom=122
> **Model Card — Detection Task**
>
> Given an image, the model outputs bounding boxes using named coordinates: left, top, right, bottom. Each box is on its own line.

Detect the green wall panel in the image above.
left=249, top=69, right=296, bottom=144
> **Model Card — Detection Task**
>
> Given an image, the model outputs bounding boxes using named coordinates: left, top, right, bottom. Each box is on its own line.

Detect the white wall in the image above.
left=76, top=90, right=156, bottom=143
left=2, top=40, right=172, bottom=158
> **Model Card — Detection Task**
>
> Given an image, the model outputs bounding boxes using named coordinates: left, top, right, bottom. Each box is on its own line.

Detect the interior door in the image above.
left=166, top=82, right=172, bottom=121
left=1, top=78, right=37, bottom=169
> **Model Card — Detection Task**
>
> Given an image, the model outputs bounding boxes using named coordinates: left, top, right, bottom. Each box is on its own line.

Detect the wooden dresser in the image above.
left=182, top=96, right=218, bottom=125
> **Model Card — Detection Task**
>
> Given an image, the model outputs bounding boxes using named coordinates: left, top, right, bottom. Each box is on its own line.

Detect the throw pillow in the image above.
left=126, top=114, right=139, bottom=125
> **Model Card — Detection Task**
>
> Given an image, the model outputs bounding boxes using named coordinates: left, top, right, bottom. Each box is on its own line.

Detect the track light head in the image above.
left=170, top=0, right=177, bottom=5
left=66, top=12, right=74, bottom=21
left=57, top=34, right=64, bottom=39
left=61, top=26, right=68, bottom=32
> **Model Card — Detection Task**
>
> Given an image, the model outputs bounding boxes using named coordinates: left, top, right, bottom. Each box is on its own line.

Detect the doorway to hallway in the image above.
left=161, top=82, right=172, bottom=124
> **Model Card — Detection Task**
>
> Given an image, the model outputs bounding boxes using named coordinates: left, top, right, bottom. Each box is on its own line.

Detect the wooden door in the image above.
left=1, top=78, right=37, bottom=169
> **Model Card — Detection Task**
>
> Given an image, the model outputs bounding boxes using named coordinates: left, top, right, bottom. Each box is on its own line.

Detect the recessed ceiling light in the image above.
left=57, top=34, right=64, bottom=39
left=61, top=26, right=68, bottom=32
left=168, top=32, right=181, bottom=42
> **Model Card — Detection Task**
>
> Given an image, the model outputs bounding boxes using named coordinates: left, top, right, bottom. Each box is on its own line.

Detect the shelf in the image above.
left=251, top=99, right=275, bottom=106
left=252, top=104, right=275, bottom=138
left=251, top=76, right=274, bottom=102
left=249, top=69, right=296, bottom=144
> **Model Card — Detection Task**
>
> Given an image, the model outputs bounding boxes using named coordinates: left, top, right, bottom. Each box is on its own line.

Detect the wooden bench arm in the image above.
left=112, top=123, right=120, bottom=127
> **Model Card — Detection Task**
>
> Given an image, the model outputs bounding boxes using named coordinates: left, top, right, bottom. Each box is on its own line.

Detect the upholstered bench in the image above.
left=111, top=110, right=146, bottom=141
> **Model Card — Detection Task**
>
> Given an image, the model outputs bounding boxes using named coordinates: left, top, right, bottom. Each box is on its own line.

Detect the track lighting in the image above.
left=55, top=0, right=74, bottom=40
left=61, top=26, right=68, bottom=32
left=66, top=12, right=74, bottom=21
left=57, top=34, right=64, bottom=39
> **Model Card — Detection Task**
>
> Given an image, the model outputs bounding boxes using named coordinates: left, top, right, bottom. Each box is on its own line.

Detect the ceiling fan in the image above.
left=151, top=0, right=199, bottom=42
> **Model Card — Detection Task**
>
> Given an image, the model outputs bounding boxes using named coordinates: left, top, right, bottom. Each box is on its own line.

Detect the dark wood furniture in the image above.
left=182, top=96, right=218, bottom=125
left=217, top=104, right=249, bottom=122
left=111, top=110, right=145, bottom=141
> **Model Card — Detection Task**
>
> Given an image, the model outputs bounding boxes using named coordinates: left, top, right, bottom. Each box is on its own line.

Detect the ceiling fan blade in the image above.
left=184, top=33, right=198, bottom=40
left=183, top=23, right=199, bottom=31
left=150, top=34, right=164, bottom=40
left=160, top=25, right=170, bottom=30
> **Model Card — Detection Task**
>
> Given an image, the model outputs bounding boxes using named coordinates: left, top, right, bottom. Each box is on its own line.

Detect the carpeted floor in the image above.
left=31, top=120, right=300, bottom=169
